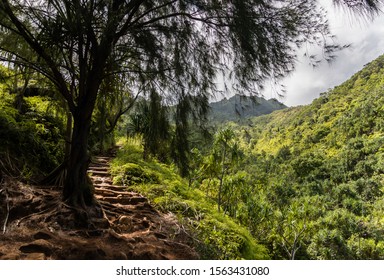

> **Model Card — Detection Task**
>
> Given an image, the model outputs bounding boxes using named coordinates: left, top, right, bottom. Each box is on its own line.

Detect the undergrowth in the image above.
left=110, top=137, right=269, bottom=260
left=0, top=90, right=64, bottom=181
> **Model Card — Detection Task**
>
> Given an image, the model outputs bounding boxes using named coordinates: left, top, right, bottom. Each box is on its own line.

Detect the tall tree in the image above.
left=211, top=128, right=242, bottom=212
left=0, top=0, right=381, bottom=215
left=127, top=91, right=170, bottom=161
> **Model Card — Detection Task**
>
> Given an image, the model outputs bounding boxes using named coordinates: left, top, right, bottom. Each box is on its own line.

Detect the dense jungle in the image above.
left=1, top=0, right=384, bottom=260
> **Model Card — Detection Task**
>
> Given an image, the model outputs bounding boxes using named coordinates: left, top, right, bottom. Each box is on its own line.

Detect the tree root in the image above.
left=1, top=189, right=10, bottom=234
left=16, top=203, right=59, bottom=227
left=56, top=199, right=112, bottom=230
left=40, top=161, right=67, bottom=186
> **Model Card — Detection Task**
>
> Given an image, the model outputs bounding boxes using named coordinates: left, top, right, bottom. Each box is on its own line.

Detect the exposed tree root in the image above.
left=0, top=157, right=198, bottom=260
left=39, top=161, right=67, bottom=187
left=0, top=150, right=198, bottom=259
left=1, top=189, right=9, bottom=234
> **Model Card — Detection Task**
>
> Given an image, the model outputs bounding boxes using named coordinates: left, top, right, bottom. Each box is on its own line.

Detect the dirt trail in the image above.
left=0, top=154, right=198, bottom=260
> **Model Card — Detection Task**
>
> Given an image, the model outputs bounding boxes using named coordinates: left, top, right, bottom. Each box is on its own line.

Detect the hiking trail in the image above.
left=0, top=153, right=198, bottom=260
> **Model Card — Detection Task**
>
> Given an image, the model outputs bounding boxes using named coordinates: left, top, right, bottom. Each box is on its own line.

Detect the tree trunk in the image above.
left=218, top=145, right=227, bottom=213
left=99, top=106, right=107, bottom=154
left=63, top=111, right=94, bottom=207
left=64, top=109, right=73, bottom=160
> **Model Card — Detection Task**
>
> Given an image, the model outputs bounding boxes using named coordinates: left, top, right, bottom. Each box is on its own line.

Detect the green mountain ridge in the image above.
left=208, top=94, right=287, bottom=123
left=244, top=53, right=384, bottom=156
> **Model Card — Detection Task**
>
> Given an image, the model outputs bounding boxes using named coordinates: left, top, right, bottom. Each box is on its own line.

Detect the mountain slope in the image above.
left=242, top=54, right=384, bottom=156
left=209, top=94, right=287, bottom=123
left=227, top=53, right=384, bottom=259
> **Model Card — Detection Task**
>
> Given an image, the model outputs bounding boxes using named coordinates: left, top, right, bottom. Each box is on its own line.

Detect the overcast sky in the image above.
left=265, top=1, right=384, bottom=107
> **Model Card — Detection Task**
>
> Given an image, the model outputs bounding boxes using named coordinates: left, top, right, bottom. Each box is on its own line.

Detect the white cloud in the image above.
left=268, top=2, right=384, bottom=107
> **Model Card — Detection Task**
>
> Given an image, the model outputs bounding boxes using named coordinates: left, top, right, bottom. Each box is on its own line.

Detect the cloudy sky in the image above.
left=266, top=0, right=384, bottom=107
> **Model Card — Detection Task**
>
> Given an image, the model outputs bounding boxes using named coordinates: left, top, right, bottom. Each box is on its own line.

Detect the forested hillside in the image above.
left=1, top=0, right=384, bottom=261
left=199, top=54, right=384, bottom=259
left=0, top=66, right=65, bottom=181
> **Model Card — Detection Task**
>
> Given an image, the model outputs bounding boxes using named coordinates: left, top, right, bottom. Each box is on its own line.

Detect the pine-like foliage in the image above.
left=0, top=1, right=352, bottom=111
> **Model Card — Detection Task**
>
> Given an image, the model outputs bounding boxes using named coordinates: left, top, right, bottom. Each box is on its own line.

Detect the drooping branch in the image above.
left=333, top=0, right=384, bottom=19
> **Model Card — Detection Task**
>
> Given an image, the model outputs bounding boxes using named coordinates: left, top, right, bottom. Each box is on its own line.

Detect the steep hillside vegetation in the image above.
left=110, top=138, right=269, bottom=260
left=0, top=72, right=65, bottom=181
left=243, top=55, right=384, bottom=156
left=226, top=54, right=384, bottom=259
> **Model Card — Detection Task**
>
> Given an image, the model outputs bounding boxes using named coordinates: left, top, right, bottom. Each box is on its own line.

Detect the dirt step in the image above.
left=88, top=170, right=110, bottom=176
left=94, top=157, right=113, bottom=162
left=94, top=189, right=141, bottom=197
left=97, top=196, right=147, bottom=205
left=88, top=166, right=110, bottom=171
left=94, top=184, right=128, bottom=190
left=93, top=179, right=114, bottom=186
left=94, top=182, right=117, bottom=188
left=90, top=160, right=111, bottom=166
left=94, top=190, right=116, bottom=197
left=89, top=162, right=109, bottom=167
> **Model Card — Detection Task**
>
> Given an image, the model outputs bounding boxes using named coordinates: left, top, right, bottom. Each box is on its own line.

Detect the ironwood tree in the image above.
left=91, top=74, right=139, bottom=154
left=0, top=0, right=381, bottom=216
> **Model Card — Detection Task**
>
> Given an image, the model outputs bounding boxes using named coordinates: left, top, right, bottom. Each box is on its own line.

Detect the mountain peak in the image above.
left=209, top=94, right=287, bottom=123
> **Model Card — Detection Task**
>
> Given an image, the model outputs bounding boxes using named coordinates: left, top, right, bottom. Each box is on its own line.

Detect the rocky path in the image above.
left=0, top=155, right=198, bottom=260
left=88, top=154, right=198, bottom=259
left=89, top=156, right=151, bottom=218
